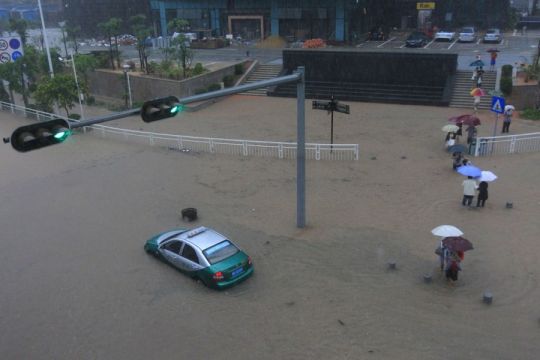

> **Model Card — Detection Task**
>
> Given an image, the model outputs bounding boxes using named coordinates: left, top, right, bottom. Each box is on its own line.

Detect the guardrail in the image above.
left=0, top=101, right=359, bottom=161
left=474, top=132, right=540, bottom=156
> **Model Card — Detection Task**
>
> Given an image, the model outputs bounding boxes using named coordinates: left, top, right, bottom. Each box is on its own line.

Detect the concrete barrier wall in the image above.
left=88, top=62, right=246, bottom=104
left=507, top=84, right=538, bottom=110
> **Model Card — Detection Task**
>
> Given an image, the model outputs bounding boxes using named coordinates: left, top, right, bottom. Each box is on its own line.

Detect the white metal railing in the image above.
left=0, top=101, right=359, bottom=161
left=474, top=132, right=540, bottom=156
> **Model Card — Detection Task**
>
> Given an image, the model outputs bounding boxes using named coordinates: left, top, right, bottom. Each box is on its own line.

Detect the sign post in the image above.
left=491, top=95, right=505, bottom=136
left=312, top=95, right=350, bottom=152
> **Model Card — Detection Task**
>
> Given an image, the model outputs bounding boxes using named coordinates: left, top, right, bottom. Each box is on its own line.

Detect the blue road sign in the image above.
left=491, top=96, right=505, bottom=114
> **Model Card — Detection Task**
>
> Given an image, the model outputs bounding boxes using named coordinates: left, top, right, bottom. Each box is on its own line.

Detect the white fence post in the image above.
left=210, top=138, right=215, bottom=153
left=509, top=136, right=516, bottom=154
left=315, top=144, right=321, bottom=160
left=243, top=141, right=248, bottom=156
left=177, top=136, right=183, bottom=150
left=278, top=143, right=283, bottom=159
left=149, top=134, right=154, bottom=145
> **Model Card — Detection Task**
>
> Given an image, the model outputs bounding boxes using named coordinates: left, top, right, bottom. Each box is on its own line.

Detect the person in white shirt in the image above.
left=462, top=176, right=477, bottom=207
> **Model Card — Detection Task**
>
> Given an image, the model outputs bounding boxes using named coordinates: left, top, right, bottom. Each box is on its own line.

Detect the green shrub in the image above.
left=86, top=96, right=96, bottom=105
left=192, top=63, right=205, bottom=76
left=501, top=64, right=513, bottom=78
left=500, top=77, right=513, bottom=96
left=194, top=88, right=207, bottom=95
left=207, top=83, right=221, bottom=92
left=222, top=75, right=234, bottom=87
left=146, top=61, right=159, bottom=74
left=68, top=113, right=81, bottom=120
left=234, top=63, right=244, bottom=75
left=521, top=108, right=540, bottom=120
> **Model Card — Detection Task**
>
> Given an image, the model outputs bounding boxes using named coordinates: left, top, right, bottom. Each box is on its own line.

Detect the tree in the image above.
left=98, top=18, right=122, bottom=70
left=73, top=54, right=97, bottom=91
left=34, top=74, right=79, bottom=116
left=8, top=18, right=28, bottom=46
left=167, top=18, right=190, bottom=35
left=165, top=35, right=194, bottom=78
left=0, top=62, right=18, bottom=103
left=130, top=14, right=153, bottom=74
left=66, top=23, right=81, bottom=54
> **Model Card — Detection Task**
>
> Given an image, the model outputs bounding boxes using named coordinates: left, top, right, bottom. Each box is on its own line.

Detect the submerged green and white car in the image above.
left=144, top=226, right=253, bottom=289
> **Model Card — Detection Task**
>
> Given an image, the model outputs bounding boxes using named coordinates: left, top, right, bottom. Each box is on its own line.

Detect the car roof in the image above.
left=178, top=226, right=229, bottom=250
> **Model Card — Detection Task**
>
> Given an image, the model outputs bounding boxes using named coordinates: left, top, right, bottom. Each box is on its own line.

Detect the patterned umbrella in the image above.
left=470, top=87, right=486, bottom=97
left=449, top=114, right=481, bottom=126
left=442, top=236, right=474, bottom=252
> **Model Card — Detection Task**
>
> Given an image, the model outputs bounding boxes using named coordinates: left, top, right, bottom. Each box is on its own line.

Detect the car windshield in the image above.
left=203, top=240, right=239, bottom=264
left=438, top=29, right=452, bottom=33
left=487, top=29, right=498, bottom=34
left=461, top=28, right=474, bottom=33
left=408, top=32, right=424, bottom=39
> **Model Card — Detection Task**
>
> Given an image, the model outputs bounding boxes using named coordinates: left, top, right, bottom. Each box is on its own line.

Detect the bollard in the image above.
left=483, top=291, right=493, bottom=304
left=423, top=274, right=432, bottom=283
left=388, top=261, right=397, bottom=270
left=505, top=202, right=513, bottom=209
left=181, top=207, right=198, bottom=222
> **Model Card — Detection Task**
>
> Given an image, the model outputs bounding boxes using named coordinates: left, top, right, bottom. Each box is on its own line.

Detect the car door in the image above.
left=159, top=240, right=184, bottom=269
left=179, top=243, right=205, bottom=273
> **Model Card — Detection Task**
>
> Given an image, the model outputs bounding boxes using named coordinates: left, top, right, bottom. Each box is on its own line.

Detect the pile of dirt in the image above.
left=256, top=36, right=287, bottom=49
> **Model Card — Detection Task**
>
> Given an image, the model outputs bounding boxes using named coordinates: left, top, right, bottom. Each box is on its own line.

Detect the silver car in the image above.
left=458, top=27, right=476, bottom=42
left=434, top=29, right=455, bottom=41
left=483, top=28, right=502, bottom=43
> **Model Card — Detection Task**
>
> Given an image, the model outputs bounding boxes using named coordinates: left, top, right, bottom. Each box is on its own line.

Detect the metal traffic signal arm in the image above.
left=4, top=68, right=308, bottom=228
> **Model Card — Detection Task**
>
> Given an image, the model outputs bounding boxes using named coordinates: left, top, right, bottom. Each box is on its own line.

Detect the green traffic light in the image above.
left=53, top=129, right=70, bottom=141
left=170, top=104, right=183, bottom=114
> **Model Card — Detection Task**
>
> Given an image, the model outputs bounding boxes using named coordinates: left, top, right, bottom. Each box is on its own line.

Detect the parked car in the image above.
left=144, top=226, right=254, bottom=289
left=458, top=27, right=477, bottom=42
left=405, top=31, right=431, bottom=47
left=367, top=26, right=386, bottom=41
left=483, top=28, right=502, bottom=43
left=434, top=29, right=455, bottom=41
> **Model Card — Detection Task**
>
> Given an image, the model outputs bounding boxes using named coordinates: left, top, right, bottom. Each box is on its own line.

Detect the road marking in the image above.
left=447, top=39, right=458, bottom=49
left=399, top=43, right=406, bottom=48
left=377, top=37, right=395, bottom=48
left=424, top=39, right=435, bottom=48
left=356, top=42, right=365, bottom=47
left=476, top=38, right=481, bottom=45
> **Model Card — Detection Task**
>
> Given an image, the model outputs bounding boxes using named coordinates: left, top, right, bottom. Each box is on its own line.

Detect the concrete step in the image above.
left=241, top=64, right=282, bottom=96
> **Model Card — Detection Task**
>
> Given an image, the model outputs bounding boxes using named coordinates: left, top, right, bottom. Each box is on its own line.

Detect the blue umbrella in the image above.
left=470, top=60, right=485, bottom=67
left=457, top=165, right=482, bottom=177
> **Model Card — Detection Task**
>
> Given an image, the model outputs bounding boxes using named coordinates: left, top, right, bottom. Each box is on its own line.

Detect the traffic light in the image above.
left=10, top=118, right=71, bottom=153
left=141, top=96, right=183, bottom=123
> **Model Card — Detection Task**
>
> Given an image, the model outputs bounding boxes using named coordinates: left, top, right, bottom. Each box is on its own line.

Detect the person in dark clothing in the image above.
left=456, top=123, right=463, bottom=141
left=476, top=181, right=489, bottom=207
left=452, top=152, right=463, bottom=170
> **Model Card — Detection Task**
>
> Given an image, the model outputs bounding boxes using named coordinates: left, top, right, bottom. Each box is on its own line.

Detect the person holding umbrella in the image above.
left=462, top=176, right=477, bottom=207
left=476, top=181, right=489, bottom=207
left=502, top=105, right=514, bottom=133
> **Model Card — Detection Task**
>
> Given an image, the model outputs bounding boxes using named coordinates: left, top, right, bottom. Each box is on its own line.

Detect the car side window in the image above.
left=163, top=240, right=182, bottom=254
left=181, top=244, right=199, bottom=264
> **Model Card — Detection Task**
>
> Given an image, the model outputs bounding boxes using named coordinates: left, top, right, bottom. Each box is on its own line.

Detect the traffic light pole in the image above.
left=10, top=68, right=307, bottom=228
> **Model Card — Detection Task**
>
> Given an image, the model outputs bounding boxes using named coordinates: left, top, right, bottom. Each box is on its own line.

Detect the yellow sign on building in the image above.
left=417, top=2, right=436, bottom=10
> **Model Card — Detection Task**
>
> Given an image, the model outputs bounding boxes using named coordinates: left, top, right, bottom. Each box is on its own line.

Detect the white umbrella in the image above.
left=477, top=170, right=497, bottom=182
left=431, top=225, right=464, bottom=237
left=504, top=105, right=515, bottom=112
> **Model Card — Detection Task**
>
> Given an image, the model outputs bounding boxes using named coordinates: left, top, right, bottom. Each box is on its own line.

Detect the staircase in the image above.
left=240, top=64, right=283, bottom=96
left=449, top=70, right=497, bottom=110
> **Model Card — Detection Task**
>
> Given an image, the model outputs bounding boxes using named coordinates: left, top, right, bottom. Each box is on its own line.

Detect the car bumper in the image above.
left=459, top=36, right=475, bottom=42
left=406, top=41, right=424, bottom=47
left=435, top=36, right=453, bottom=41
left=483, top=37, right=500, bottom=42
left=211, top=266, right=254, bottom=290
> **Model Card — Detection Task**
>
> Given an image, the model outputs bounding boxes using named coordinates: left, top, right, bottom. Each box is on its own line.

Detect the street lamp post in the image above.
left=58, top=21, right=68, bottom=58
left=68, top=53, right=85, bottom=120
left=37, top=0, right=54, bottom=79
left=122, top=64, right=133, bottom=108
